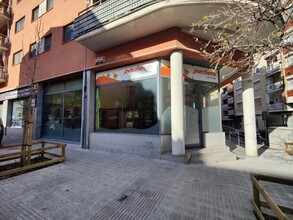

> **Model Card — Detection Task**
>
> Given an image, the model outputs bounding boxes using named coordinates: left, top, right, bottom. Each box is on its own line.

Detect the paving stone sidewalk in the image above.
left=0, top=145, right=292, bottom=220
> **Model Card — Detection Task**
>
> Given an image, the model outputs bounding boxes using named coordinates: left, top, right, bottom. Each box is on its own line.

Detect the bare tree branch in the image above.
left=191, top=0, right=292, bottom=71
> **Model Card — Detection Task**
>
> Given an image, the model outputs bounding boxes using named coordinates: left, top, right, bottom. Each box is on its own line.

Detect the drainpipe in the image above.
left=81, top=70, right=87, bottom=149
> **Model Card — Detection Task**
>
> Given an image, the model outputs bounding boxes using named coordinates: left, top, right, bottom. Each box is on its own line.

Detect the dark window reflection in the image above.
left=96, top=78, right=158, bottom=134
left=43, top=90, right=82, bottom=141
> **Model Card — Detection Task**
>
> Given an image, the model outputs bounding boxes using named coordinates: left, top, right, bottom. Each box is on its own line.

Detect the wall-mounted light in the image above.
left=95, top=56, right=105, bottom=64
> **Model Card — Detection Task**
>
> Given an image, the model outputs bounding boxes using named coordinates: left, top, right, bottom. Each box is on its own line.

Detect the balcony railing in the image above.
left=266, top=62, right=281, bottom=76
left=266, top=81, right=283, bottom=92
left=222, top=93, right=232, bottom=100
left=228, top=109, right=234, bottom=116
left=267, top=103, right=285, bottom=111
left=222, top=116, right=230, bottom=120
left=73, top=0, right=158, bottom=39
left=266, top=62, right=280, bottom=72
left=0, top=66, right=7, bottom=82
left=235, top=109, right=243, bottom=116
left=228, top=97, right=234, bottom=104
left=222, top=104, right=229, bottom=110
left=0, top=34, right=8, bottom=49
left=0, top=2, right=10, bottom=18
left=227, top=85, right=233, bottom=93
left=221, top=93, right=228, bottom=99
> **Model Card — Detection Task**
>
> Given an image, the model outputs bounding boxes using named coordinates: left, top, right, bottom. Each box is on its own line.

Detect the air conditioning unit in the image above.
left=267, top=84, right=274, bottom=91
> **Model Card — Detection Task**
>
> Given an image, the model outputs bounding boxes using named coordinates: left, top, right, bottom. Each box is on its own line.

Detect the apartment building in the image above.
left=264, top=46, right=293, bottom=147
left=0, top=0, right=96, bottom=141
left=265, top=52, right=293, bottom=125
left=221, top=83, right=235, bottom=127
left=73, top=0, right=232, bottom=157
left=221, top=69, right=267, bottom=146
left=221, top=49, right=293, bottom=148
left=0, top=0, right=10, bottom=116
left=233, top=70, right=267, bottom=132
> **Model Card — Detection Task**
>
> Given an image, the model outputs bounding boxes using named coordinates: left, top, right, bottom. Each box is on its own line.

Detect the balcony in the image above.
left=222, top=116, right=231, bottom=121
left=267, top=102, right=285, bottom=111
left=266, top=81, right=283, bottom=93
left=0, top=34, right=8, bottom=52
left=227, top=97, right=234, bottom=104
left=222, top=104, right=229, bottom=110
left=0, top=2, right=10, bottom=30
left=221, top=93, right=228, bottom=100
left=265, top=61, right=281, bottom=76
left=0, top=66, right=7, bottom=83
left=235, top=109, right=243, bottom=116
left=228, top=109, right=234, bottom=116
left=227, top=85, right=233, bottom=93
left=73, top=0, right=229, bottom=51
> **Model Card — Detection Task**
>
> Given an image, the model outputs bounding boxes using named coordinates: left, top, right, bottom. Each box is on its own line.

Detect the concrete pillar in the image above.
left=170, top=50, right=185, bottom=155
left=82, top=70, right=95, bottom=149
left=242, top=73, right=258, bottom=157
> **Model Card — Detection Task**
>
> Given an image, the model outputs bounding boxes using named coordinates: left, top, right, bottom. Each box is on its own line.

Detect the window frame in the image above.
left=13, top=50, right=23, bottom=65
left=15, top=16, right=25, bottom=33
left=47, top=0, right=54, bottom=10
left=32, top=6, right=40, bottom=21
left=63, top=23, right=74, bottom=43
left=29, top=34, right=52, bottom=58
left=32, top=0, right=54, bottom=22
left=255, top=97, right=262, bottom=108
left=29, top=42, right=38, bottom=58
left=44, top=34, right=52, bottom=52
left=95, top=77, right=158, bottom=133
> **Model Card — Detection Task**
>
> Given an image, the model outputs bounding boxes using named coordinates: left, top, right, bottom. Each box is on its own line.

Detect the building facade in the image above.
left=221, top=50, right=293, bottom=148
left=0, top=0, right=10, bottom=122
left=74, top=0, right=229, bottom=157
left=264, top=45, right=293, bottom=148
left=1, top=0, right=274, bottom=158
left=0, top=0, right=96, bottom=141
left=233, top=70, right=267, bottom=132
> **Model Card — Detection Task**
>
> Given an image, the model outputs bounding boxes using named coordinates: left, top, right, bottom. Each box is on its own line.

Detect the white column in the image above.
left=242, top=73, right=258, bottom=157
left=170, top=50, right=185, bottom=155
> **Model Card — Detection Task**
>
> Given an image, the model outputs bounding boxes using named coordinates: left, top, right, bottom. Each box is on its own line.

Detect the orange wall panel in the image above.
left=2, top=0, right=95, bottom=92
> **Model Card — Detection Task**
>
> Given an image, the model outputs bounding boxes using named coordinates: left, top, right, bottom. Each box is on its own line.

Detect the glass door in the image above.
left=43, top=91, right=82, bottom=141
left=184, top=82, right=202, bottom=147
left=43, top=93, right=63, bottom=139
left=63, top=90, right=82, bottom=141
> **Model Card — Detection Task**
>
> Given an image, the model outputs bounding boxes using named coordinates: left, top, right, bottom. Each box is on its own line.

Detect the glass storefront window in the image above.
left=184, top=81, right=201, bottom=146
left=42, top=79, right=82, bottom=141
left=63, top=90, right=82, bottom=139
left=96, top=77, right=158, bottom=134
left=160, top=77, right=171, bottom=134
left=160, top=76, right=221, bottom=142
left=11, top=99, right=29, bottom=128
left=201, top=83, right=221, bottom=133
left=43, top=93, right=63, bottom=139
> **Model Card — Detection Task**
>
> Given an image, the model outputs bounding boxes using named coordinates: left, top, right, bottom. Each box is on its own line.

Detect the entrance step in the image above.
left=160, top=146, right=236, bottom=164
left=160, top=151, right=192, bottom=164
left=188, top=146, right=237, bottom=164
